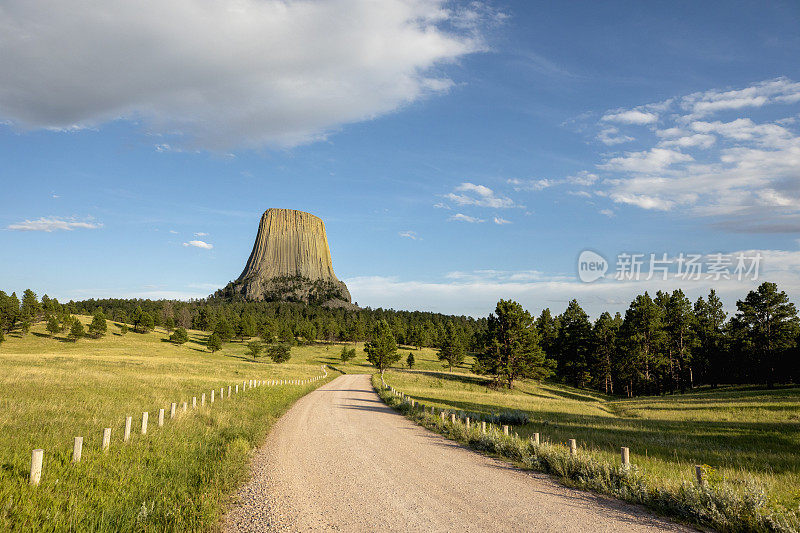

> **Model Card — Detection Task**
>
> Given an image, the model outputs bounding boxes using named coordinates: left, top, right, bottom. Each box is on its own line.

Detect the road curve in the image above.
left=224, top=374, right=690, bottom=532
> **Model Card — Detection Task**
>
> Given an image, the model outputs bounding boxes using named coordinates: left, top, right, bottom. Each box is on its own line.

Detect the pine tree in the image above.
left=247, top=340, right=263, bottom=360
left=89, top=309, right=108, bottom=338
left=69, top=319, right=85, bottom=341
left=406, top=351, right=415, bottom=369
left=170, top=327, right=189, bottom=344
left=365, top=320, right=400, bottom=387
left=21, top=289, right=40, bottom=322
left=46, top=315, right=60, bottom=337
left=140, top=312, right=155, bottom=332
left=662, top=289, right=696, bottom=391
left=437, top=322, right=465, bottom=371
left=340, top=345, right=356, bottom=363
left=734, top=282, right=799, bottom=387
left=473, top=299, right=554, bottom=388
left=207, top=332, right=222, bottom=352
left=692, top=290, right=727, bottom=386
left=268, top=343, right=291, bottom=363
left=619, top=293, right=666, bottom=396
left=590, top=312, right=620, bottom=394
left=556, top=300, right=592, bottom=387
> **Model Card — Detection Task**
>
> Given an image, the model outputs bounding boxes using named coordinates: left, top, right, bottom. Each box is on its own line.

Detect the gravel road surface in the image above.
left=223, top=374, right=690, bottom=532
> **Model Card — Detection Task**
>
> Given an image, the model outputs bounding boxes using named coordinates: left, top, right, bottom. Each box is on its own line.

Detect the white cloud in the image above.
left=601, top=148, right=693, bottom=174
left=567, top=171, right=600, bottom=186
left=345, top=248, right=800, bottom=318
left=194, top=232, right=209, bottom=237
left=507, top=178, right=552, bottom=192
left=599, top=209, right=615, bottom=217
left=446, top=182, right=515, bottom=208
left=399, top=230, right=419, bottom=240
left=681, top=77, right=800, bottom=118
left=7, top=216, right=102, bottom=232
left=0, top=0, right=490, bottom=150
left=448, top=213, right=484, bottom=223
left=659, top=133, right=716, bottom=149
left=493, top=216, right=511, bottom=225
left=597, top=126, right=634, bottom=145
left=601, top=109, right=658, bottom=125
left=183, top=240, right=213, bottom=249
left=574, top=79, right=800, bottom=232
left=169, top=230, right=179, bottom=234
left=433, top=202, right=451, bottom=210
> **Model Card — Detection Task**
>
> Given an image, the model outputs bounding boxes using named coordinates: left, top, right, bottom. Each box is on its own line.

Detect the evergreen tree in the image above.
left=119, top=323, right=129, bottom=335
left=473, top=299, right=554, bottom=388
left=46, top=315, right=60, bottom=337
left=340, top=345, right=356, bottom=363
left=132, top=306, right=143, bottom=332
left=207, top=332, right=223, bottom=352
left=69, top=319, right=85, bottom=341
left=164, top=316, right=176, bottom=334
left=535, top=308, right=560, bottom=358
left=556, top=299, right=592, bottom=387
left=170, top=327, right=189, bottom=344
left=268, top=343, right=291, bottom=363
left=590, top=312, right=620, bottom=394
left=662, top=289, right=696, bottom=391
left=247, top=339, right=263, bottom=360
left=734, top=282, right=799, bottom=387
left=692, top=290, right=727, bottom=386
left=140, top=312, right=155, bottom=332
left=365, top=320, right=400, bottom=387
left=437, top=322, right=465, bottom=371
left=214, top=318, right=234, bottom=342
left=406, top=351, right=415, bottom=369
left=21, top=289, right=40, bottom=322
left=89, top=309, right=108, bottom=338
left=619, top=293, right=666, bottom=396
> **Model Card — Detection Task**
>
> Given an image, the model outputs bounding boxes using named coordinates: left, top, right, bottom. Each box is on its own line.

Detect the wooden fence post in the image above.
left=481, top=421, right=486, bottom=434
left=621, top=447, right=630, bottom=468
left=569, top=439, right=577, bottom=455
left=465, top=417, right=470, bottom=429
left=102, top=428, right=111, bottom=451
left=124, top=416, right=132, bottom=442
left=532, top=432, right=540, bottom=445
left=29, top=449, right=43, bottom=486
left=141, top=412, right=148, bottom=435
left=170, top=402, right=177, bottom=419
left=228, top=385, right=232, bottom=397
left=440, top=412, right=446, bottom=421
left=695, top=465, right=704, bottom=485
left=72, top=436, right=83, bottom=463
left=158, top=408, right=165, bottom=427
left=182, top=401, right=187, bottom=412
left=211, top=390, right=215, bottom=403
left=201, top=393, right=205, bottom=406
left=192, top=397, right=197, bottom=408
left=502, top=425, right=509, bottom=436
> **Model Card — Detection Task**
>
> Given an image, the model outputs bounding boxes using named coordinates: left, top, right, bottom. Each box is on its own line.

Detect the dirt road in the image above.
left=224, top=374, right=689, bottom=532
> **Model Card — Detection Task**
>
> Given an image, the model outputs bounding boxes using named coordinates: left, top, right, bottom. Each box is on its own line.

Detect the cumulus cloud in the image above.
left=493, top=216, right=511, bottom=224
left=597, top=126, right=634, bottom=145
left=0, top=0, right=490, bottom=150
left=7, top=216, right=102, bottom=232
left=183, top=240, right=213, bottom=249
left=448, top=213, right=484, bottom=223
left=574, top=78, right=800, bottom=231
left=601, top=109, right=658, bottom=125
left=446, top=182, right=515, bottom=208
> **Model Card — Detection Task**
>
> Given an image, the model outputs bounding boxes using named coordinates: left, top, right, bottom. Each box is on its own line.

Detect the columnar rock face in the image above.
left=219, top=209, right=353, bottom=307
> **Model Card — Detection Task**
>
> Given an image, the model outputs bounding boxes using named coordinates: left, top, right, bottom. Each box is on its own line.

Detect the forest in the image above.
left=1, top=281, right=797, bottom=396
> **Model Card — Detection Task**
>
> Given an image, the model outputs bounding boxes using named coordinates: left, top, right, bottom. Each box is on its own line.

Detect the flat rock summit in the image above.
left=214, top=209, right=354, bottom=308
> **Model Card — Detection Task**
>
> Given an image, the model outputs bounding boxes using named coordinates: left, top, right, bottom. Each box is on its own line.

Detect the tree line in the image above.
left=1, top=282, right=797, bottom=395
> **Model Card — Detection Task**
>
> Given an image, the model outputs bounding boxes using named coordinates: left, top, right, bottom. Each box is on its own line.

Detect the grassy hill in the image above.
left=0, top=317, right=336, bottom=531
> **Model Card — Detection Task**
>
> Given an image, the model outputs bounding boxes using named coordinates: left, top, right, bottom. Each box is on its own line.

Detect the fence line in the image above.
left=27, top=364, right=330, bottom=486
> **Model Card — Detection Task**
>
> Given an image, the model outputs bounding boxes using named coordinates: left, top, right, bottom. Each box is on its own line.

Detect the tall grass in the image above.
left=0, top=318, right=333, bottom=531
left=376, top=372, right=800, bottom=532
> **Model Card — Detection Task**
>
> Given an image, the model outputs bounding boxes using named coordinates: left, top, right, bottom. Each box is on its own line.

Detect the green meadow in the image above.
left=0, top=317, right=334, bottom=531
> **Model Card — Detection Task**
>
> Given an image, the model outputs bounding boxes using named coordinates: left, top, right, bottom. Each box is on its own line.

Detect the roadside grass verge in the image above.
left=374, top=372, right=800, bottom=532
left=0, top=318, right=335, bottom=531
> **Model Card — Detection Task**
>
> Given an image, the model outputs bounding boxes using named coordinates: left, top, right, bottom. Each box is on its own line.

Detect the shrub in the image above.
left=268, top=343, right=291, bottom=363
left=340, top=345, right=356, bottom=363
left=170, top=327, right=189, bottom=344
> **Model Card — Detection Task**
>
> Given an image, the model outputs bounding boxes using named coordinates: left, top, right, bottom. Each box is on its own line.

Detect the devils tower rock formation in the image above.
left=215, top=209, right=353, bottom=307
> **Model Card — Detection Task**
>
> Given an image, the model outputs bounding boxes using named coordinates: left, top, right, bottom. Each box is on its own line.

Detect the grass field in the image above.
left=373, top=352, right=800, bottom=530
left=0, top=317, right=337, bottom=531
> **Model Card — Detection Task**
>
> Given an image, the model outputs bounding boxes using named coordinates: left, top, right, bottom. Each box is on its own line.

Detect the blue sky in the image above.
left=1, top=0, right=799, bottom=317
